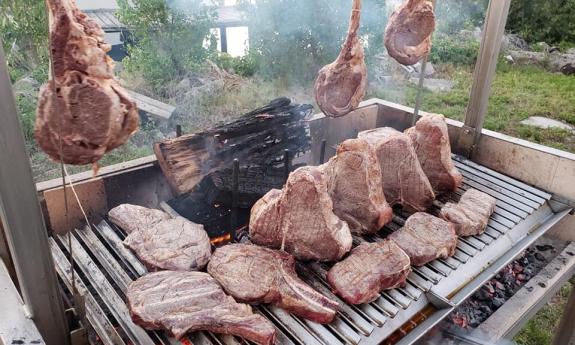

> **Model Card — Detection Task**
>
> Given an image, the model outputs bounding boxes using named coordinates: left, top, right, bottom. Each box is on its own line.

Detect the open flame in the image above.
left=210, top=233, right=232, bottom=245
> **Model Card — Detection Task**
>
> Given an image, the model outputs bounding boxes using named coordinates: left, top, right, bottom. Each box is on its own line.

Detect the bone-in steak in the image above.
left=388, top=212, right=457, bottom=266
left=322, top=138, right=393, bottom=234
left=127, top=271, right=276, bottom=344
left=108, top=204, right=170, bottom=234
left=208, top=244, right=339, bottom=323
left=406, top=114, right=462, bottom=194
left=327, top=240, right=411, bottom=305
left=384, top=0, right=436, bottom=66
left=359, top=127, right=435, bottom=212
left=250, top=166, right=352, bottom=261
left=36, top=0, right=139, bottom=165
left=440, top=189, right=496, bottom=236
left=124, top=216, right=211, bottom=271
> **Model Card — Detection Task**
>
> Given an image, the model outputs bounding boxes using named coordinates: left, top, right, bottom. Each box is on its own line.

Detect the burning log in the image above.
left=154, top=97, right=312, bottom=195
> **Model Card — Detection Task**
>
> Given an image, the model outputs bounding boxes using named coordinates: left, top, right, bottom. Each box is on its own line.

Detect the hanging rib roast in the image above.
left=384, top=0, right=436, bottom=66
left=35, top=0, right=139, bottom=165
left=314, top=0, right=367, bottom=118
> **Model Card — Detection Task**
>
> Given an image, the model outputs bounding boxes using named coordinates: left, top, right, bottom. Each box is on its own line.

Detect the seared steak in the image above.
left=440, top=189, right=496, bottom=236
left=108, top=204, right=170, bottom=234
left=124, top=217, right=211, bottom=271
left=359, top=127, right=435, bottom=212
left=384, top=0, right=436, bottom=66
left=388, top=212, right=457, bottom=266
left=314, top=0, right=366, bottom=117
left=36, top=0, right=138, bottom=165
left=327, top=240, right=411, bottom=304
left=322, top=138, right=393, bottom=234
left=208, top=244, right=339, bottom=323
left=406, top=114, right=462, bottom=193
left=250, top=166, right=352, bottom=262
left=127, top=271, right=276, bottom=344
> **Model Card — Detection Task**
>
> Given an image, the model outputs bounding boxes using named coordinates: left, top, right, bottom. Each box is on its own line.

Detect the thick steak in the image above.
left=388, top=212, right=457, bottom=266
left=440, top=189, right=496, bottom=236
left=208, top=244, right=339, bottom=323
left=359, top=127, right=435, bottom=212
left=124, top=216, right=211, bottom=271
left=406, top=114, right=462, bottom=193
left=327, top=240, right=411, bottom=304
left=384, top=0, right=436, bottom=66
left=108, top=204, right=170, bottom=234
left=322, top=138, right=393, bottom=234
left=250, top=166, right=352, bottom=262
left=127, top=271, right=276, bottom=344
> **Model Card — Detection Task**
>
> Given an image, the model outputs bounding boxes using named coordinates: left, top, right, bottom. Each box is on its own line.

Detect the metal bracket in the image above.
left=550, top=195, right=575, bottom=214
left=425, top=291, right=455, bottom=310
left=456, top=125, right=478, bottom=158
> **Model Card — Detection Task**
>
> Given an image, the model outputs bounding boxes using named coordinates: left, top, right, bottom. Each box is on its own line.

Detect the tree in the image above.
left=117, top=0, right=218, bottom=94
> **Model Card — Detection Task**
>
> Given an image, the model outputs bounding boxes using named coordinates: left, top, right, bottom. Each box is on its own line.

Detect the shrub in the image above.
left=214, top=52, right=259, bottom=77
left=428, top=35, right=480, bottom=66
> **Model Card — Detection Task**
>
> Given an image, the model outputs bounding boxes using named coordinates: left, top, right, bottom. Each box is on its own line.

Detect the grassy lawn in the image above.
left=369, top=63, right=575, bottom=153
left=514, top=278, right=574, bottom=345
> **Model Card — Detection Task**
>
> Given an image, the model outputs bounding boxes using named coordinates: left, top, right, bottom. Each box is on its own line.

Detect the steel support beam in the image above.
left=457, top=0, right=511, bottom=157
left=0, top=42, right=70, bottom=345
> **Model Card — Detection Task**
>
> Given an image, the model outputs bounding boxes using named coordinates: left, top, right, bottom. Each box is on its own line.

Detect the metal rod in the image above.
left=458, top=0, right=512, bottom=157
left=176, top=125, right=182, bottom=137
left=552, top=280, right=575, bottom=345
left=0, top=41, right=70, bottom=345
left=283, top=149, right=291, bottom=181
left=412, top=0, right=435, bottom=126
left=230, top=159, right=239, bottom=239
left=319, top=140, right=327, bottom=164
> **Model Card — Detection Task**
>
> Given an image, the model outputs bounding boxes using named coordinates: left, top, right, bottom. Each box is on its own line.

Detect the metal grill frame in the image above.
left=49, top=154, right=570, bottom=345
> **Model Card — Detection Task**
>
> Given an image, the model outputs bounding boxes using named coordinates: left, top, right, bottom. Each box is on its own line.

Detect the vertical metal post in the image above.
left=552, top=281, right=575, bottom=345
left=230, top=159, right=239, bottom=239
left=0, top=44, right=70, bottom=345
left=176, top=124, right=182, bottom=137
left=220, top=26, right=228, bottom=53
left=319, top=140, right=327, bottom=165
left=283, top=149, right=291, bottom=181
left=457, top=0, right=511, bottom=157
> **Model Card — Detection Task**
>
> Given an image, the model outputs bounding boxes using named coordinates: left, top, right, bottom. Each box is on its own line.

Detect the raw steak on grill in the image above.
left=384, top=0, right=436, bottom=66
left=440, top=189, right=496, bottom=236
left=322, top=138, right=393, bottom=234
left=208, top=244, right=339, bottom=323
left=388, top=212, right=457, bottom=266
left=108, top=204, right=170, bottom=234
left=327, top=240, right=411, bottom=304
left=250, top=166, right=352, bottom=261
left=406, top=113, right=462, bottom=194
left=124, top=216, right=211, bottom=271
left=127, top=271, right=276, bottom=344
left=36, top=0, right=139, bottom=165
left=359, top=127, right=435, bottom=212
left=314, top=0, right=366, bottom=117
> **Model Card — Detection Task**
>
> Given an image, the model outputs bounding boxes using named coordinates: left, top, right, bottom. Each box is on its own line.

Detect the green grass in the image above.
left=369, top=63, right=575, bottom=153
left=514, top=278, right=574, bottom=345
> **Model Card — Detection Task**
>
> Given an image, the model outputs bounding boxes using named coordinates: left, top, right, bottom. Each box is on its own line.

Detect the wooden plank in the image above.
left=0, top=42, right=69, bottom=345
left=125, top=90, right=175, bottom=120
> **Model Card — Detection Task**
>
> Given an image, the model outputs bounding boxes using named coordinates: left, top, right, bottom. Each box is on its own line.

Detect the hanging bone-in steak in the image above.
left=388, top=212, right=457, bottom=266
left=327, top=240, right=411, bottom=305
left=108, top=204, right=170, bottom=234
left=384, top=0, right=436, bottom=66
left=36, top=0, right=139, bottom=165
left=322, top=138, right=393, bottom=234
left=250, top=166, right=352, bottom=261
left=359, top=127, right=435, bottom=212
left=406, top=114, right=463, bottom=194
left=440, top=189, right=496, bottom=236
left=314, top=0, right=367, bottom=117
left=124, top=217, right=211, bottom=271
left=127, top=271, right=276, bottom=344
left=208, top=244, right=339, bottom=323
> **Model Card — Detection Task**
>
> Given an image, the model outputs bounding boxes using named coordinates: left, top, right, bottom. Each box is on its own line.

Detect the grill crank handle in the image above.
left=425, top=290, right=455, bottom=310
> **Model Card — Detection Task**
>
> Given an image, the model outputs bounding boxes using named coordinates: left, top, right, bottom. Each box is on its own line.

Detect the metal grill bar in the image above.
left=48, top=156, right=567, bottom=345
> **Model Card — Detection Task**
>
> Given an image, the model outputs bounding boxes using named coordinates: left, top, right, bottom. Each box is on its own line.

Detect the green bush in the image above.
left=428, top=35, right=480, bottom=66
left=214, top=52, right=259, bottom=77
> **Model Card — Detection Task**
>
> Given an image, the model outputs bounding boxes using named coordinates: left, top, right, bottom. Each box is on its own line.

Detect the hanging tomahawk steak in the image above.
left=314, top=0, right=367, bottom=117
left=405, top=113, right=463, bottom=194
left=322, top=138, right=393, bottom=234
left=384, top=0, right=436, bottom=66
left=249, top=166, right=352, bottom=262
left=208, top=244, right=339, bottom=324
left=36, top=0, right=139, bottom=165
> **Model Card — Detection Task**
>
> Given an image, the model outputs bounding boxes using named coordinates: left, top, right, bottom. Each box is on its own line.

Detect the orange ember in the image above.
left=210, top=233, right=232, bottom=245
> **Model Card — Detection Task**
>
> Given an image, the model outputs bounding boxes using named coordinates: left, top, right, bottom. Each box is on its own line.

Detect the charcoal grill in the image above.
left=47, top=153, right=570, bottom=345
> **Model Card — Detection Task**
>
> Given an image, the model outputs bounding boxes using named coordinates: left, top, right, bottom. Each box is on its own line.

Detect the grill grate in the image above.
left=50, top=155, right=564, bottom=345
